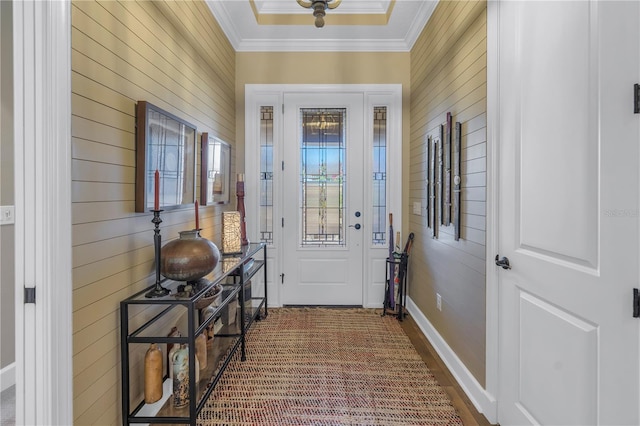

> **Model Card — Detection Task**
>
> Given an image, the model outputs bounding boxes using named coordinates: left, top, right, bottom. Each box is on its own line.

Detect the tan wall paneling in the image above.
left=235, top=51, right=411, bottom=213
left=71, top=1, right=235, bottom=423
left=409, top=0, right=487, bottom=386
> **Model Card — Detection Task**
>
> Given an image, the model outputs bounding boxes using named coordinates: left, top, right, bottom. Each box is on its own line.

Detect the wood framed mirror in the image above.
left=135, top=101, right=197, bottom=212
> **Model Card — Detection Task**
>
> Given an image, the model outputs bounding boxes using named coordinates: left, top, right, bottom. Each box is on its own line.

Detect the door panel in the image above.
left=283, top=93, right=364, bottom=305
left=498, top=1, right=640, bottom=424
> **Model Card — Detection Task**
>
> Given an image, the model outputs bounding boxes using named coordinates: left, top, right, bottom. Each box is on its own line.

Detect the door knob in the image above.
left=349, top=224, right=361, bottom=230
left=495, top=255, right=511, bottom=270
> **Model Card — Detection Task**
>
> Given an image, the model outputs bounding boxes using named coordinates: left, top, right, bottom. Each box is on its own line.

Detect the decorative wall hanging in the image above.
left=454, top=121, right=462, bottom=241
left=433, top=137, right=440, bottom=239
left=443, top=112, right=452, bottom=226
left=438, top=124, right=444, bottom=228
left=426, top=135, right=432, bottom=229
left=135, top=101, right=197, bottom=213
left=201, top=132, right=231, bottom=206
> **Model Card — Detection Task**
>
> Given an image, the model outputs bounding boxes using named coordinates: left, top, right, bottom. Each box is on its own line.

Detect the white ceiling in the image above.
left=205, top=0, right=438, bottom=52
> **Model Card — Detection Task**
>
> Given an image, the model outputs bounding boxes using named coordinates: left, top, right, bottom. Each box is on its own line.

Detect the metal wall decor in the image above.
left=453, top=122, right=462, bottom=240
left=426, top=136, right=432, bottom=229
left=443, top=112, right=452, bottom=226
left=438, top=124, right=444, bottom=228
left=432, top=136, right=440, bottom=239
left=135, top=101, right=197, bottom=213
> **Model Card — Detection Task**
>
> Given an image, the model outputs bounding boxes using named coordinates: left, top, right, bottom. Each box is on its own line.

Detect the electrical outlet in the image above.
left=436, top=293, right=442, bottom=311
left=0, top=206, right=14, bottom=225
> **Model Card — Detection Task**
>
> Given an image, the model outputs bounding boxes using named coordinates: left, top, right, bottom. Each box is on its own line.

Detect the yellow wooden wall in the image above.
left=409, top=0, right=487, bottom=385
left=71, top=1, right=235, bottom=423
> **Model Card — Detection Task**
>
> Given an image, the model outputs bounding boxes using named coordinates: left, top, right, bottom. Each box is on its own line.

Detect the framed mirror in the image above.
left=201, top=132, right=231, bottom=205
left=135, top=101, right=197, bottom=212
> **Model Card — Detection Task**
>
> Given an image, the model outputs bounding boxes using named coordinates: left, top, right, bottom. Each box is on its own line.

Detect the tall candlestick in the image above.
left=195, top=200, right=199, bottom=230
left=236, top=177, right=248, bottom=246
left=154, top=170, right=160, bottom=211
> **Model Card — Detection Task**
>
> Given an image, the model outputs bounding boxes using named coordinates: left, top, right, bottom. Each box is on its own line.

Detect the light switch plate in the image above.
left=0, top=206, right=15, bottom=225
left=412, top=201, right=422, bottom=215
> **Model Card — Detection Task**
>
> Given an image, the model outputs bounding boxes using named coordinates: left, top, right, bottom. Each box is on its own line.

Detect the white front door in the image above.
left=497, top=1, right=640, bottom=424
left=282, top=93, right=364, bottom=305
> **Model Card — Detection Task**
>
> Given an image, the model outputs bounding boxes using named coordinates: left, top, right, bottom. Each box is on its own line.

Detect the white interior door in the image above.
left=282, top=93, right=364, bottom=305
left=497, top=1, right=640, bottom=424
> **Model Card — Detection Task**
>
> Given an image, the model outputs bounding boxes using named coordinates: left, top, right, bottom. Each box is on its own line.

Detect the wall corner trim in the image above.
left=406, top=297, right=498, bottom=423
left=0, top=363, right=15, bottom=392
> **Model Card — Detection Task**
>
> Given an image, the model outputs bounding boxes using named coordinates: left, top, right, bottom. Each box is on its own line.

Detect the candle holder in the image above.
left=236, top=174, right=249, bottom=246
left=145, top=209, right=170, bottom=298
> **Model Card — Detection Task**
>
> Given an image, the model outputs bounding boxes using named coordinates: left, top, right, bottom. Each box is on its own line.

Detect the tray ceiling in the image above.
left=205, top=0, right=437, bottom=52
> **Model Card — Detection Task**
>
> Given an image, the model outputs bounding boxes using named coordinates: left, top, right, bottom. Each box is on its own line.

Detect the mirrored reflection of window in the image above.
left=260, top=106, right=274, bottom=244
left=372, top=106, right=387, bottom=245
left=202, top=134, right=230, bottom=205
left=300, top=108, right=346, bottom=247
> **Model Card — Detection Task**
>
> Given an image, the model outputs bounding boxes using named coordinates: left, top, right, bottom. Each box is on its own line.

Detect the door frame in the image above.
left=12, top=1, right=73, bottom=424
left=244, top=84, right=402, bottom=308
left=484, top=1, right=500, bottom=424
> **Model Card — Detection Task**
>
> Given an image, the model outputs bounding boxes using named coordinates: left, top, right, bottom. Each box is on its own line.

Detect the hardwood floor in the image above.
left=400, top=315, right=495, bottom=426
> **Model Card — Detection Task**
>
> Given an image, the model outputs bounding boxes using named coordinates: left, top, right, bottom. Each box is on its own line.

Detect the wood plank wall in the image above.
left=71, top=1, right=235, bottom=423
left=409, top=0, right=487, bottom=386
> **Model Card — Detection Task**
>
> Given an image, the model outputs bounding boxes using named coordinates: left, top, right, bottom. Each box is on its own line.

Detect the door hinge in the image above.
left=282, top=104, right=284, bottom=114
left=24, top=287, right=36, bottom=304
left=282, top=161, right=284, bottom=171
left=280, top=273, right=285, bottom=284
left=635, top=84, right=640, bottom=114
left=634, top=288, right=640, bottom=318
left=281, top=217, right=284, bottom=227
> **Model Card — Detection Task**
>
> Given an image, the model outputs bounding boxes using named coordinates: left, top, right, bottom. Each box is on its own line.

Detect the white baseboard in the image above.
left=406, top=297, right=497, bottom=423
left=0, top=362, right=15, bottom=392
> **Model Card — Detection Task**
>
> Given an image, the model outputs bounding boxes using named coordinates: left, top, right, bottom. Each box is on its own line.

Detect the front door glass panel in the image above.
left=299, top=108, right=346, bottom=246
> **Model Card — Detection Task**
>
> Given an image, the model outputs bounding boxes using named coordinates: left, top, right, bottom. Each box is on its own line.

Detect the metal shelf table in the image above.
left=120, top=242, right=267, bottom=425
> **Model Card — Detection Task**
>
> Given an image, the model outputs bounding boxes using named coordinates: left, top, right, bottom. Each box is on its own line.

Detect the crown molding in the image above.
left=206, top=0, right=243, bottom=51
left=235, top=38, right=410, bottom=52
left=404, top=0, right=438, bottom=50
left=206, top=0, right=436, bottom=53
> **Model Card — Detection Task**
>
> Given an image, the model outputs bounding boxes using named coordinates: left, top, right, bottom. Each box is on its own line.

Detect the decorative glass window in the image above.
left=259, top=106, right=274, bottom=245
left=372, top=106, right=387, bottom=245
left=300, top=108, right=346, bottom=246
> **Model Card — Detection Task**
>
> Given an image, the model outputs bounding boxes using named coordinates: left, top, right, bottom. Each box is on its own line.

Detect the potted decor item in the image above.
left=161, top=229, right=221, bottom=283
left=144, top=343, right=163, bottom=404
left=171, top=345, right=199, bottom=408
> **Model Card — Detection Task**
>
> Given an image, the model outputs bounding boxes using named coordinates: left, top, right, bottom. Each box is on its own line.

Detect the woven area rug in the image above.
left=199, top=307, right=463, bottom=425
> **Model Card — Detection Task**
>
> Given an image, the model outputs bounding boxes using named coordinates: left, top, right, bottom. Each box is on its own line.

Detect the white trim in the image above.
left=245, top=84, right=402, bottom=308
left=404, top=0, right=438, bottom=51
left=484, top=0, right=500, bottom=424
left=0, top=363, right=15, bottom=392
left=234, top=38, right=411, bottom=52
left=406, top=297, right=497, bottom=423
left=205, top=0, right=436, bottom=53
left=13, top=1, right=73, bottom=425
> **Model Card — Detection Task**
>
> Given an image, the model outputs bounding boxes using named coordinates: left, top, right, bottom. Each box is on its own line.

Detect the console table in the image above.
left=120, top=242, right=267, bottom=425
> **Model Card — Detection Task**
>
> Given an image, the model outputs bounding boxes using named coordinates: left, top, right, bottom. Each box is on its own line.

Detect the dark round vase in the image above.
left=161, top=229, right=220, bottom=282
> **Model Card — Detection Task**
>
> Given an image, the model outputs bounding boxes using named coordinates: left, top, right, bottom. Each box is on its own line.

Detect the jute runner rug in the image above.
left=199, top=307, right=463, bottom=425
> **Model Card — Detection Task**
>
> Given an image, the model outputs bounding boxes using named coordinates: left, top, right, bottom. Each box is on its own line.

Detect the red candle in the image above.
left=195, top=200, right=199, bottom=230
left=154, top=170, right=160, bottom=211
